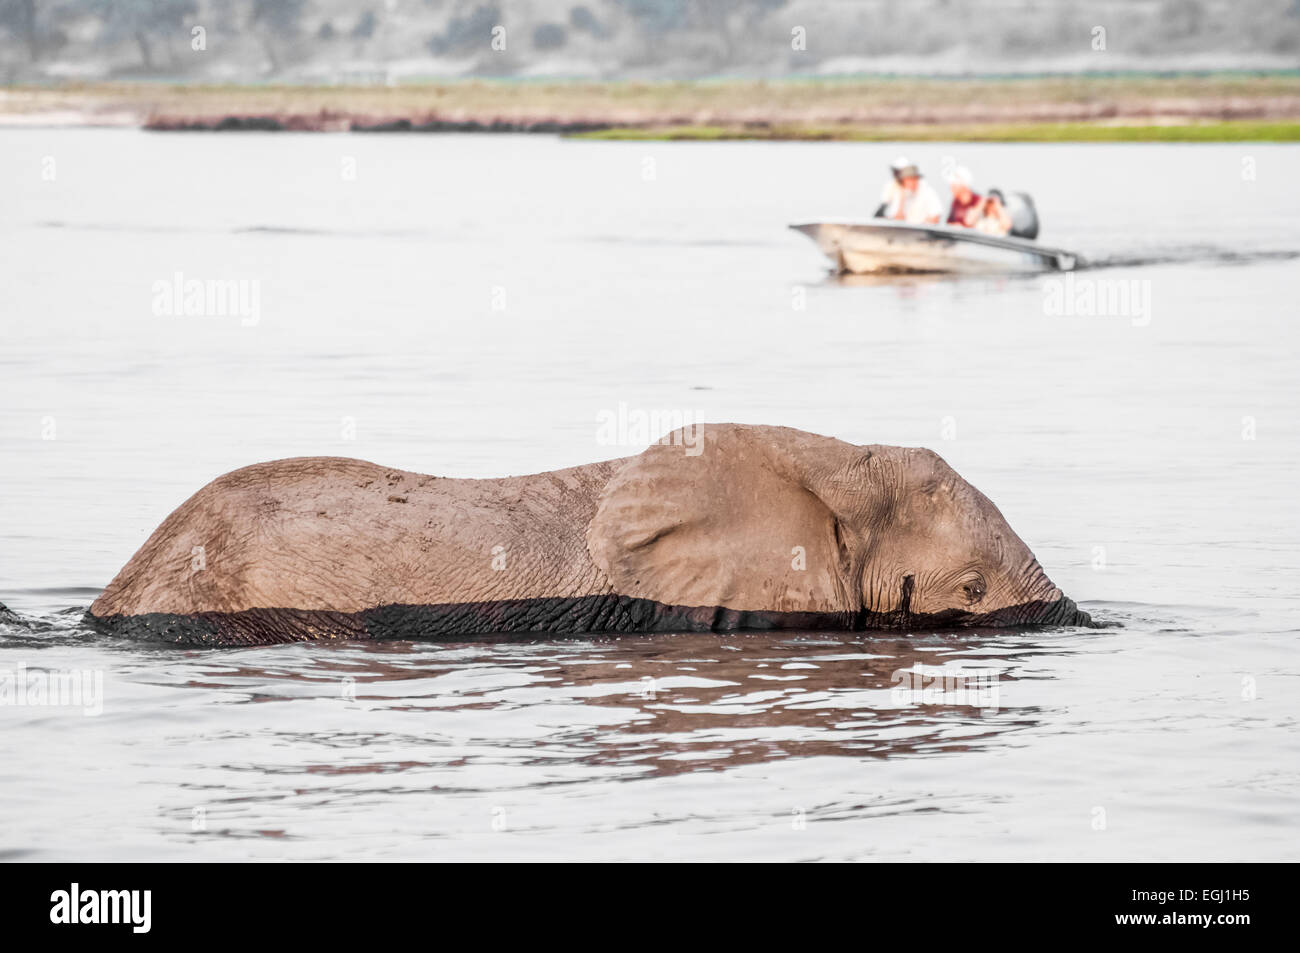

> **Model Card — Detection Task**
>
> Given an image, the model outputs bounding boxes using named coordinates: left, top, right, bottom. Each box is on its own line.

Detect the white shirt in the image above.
left=880, top=180, right=943, bottom=224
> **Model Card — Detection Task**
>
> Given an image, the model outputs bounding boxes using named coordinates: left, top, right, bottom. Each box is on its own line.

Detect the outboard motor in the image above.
left=1003, top=191, right=1040, bottom=240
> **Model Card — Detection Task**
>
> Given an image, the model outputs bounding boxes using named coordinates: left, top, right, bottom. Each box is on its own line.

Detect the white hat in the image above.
left=946, top=165, right=973, bottom=187
left=889, top=156, right=921, bottom=179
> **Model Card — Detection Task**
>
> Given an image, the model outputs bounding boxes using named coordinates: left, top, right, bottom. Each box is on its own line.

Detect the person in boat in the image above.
left=945, top=166, right=983, bottom=227
left=974, top=189, right=1014, bottom=236
left=876, top=156, right=942, bottom=225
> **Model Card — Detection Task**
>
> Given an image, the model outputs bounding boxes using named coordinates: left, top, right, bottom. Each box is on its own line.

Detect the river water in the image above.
left=1, top=130, right=1297, bottom=860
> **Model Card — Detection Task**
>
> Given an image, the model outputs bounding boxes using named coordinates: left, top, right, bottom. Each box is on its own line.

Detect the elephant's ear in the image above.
left=587, top=424, right=863, bottom=613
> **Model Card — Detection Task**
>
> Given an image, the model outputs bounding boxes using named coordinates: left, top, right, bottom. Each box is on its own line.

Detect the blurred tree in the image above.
left=612, top=0, right=688, bottom=35
left=0, top=0, right=38, bottom=60
left=249, top=0, right=305, bottom=72
left=351, top=9, right=376, bottom=40
left=693, top=0, right=786, bottom=64
left=3, top=0, right=1295, bottom=80
left=533, top=22, right=566, bottom=50
left=569, top=4, right=609, bottom=39
left=611, top=0, right=688, bottom=60
left=427, top=3, right=499, bottom=55
left=612, top=0, right=786, bottom=65
left=95, top=0, right=197, bottom=71
left=1161, top=0, right=1206, bottom=38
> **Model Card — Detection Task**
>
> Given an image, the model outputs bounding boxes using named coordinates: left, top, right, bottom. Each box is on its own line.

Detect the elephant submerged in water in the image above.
left=88, top=424, right=1092, bottom=645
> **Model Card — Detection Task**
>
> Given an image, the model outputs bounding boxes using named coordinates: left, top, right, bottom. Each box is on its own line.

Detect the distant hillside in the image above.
left=2, top=0, right=1298, bottom=83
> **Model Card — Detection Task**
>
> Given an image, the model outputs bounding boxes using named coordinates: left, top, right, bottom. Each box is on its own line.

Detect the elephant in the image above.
left=87, top=423, right=1093, bottom=645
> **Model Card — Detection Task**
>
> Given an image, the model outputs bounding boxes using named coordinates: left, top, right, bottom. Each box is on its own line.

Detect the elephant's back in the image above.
left=90, top=456, right=622, bottom=620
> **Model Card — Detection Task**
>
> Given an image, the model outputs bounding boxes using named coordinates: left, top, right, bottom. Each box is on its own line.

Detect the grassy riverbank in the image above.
left=2, top=74, right=1298, bottom=139
left=576, top=119, right=1300, bottom=142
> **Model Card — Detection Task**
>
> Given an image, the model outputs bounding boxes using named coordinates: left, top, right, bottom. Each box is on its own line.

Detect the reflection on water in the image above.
left=185, top=630, right=1053, bottom=776
left=0, top=610, right=1071, bottom=859
left=2, top=599, right=1295, bottom=862
left=3, top=614, right=1061, bottom=779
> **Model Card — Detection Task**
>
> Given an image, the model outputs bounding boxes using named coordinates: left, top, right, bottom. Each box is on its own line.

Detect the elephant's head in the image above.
left=588, top=424, right=1091, bottom=629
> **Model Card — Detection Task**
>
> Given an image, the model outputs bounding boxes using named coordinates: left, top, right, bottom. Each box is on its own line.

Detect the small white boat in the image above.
left=792, top=220, right=1079, bottom=275
left=792, top=191, right=1079, bottom=275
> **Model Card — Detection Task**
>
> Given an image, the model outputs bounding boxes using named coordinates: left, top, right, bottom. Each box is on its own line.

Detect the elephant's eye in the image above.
left=960, top=575, right=987, bottom=605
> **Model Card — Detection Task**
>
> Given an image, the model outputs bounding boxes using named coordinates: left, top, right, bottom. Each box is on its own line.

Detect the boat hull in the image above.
left=792, top=221, right=1079, bottom=275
